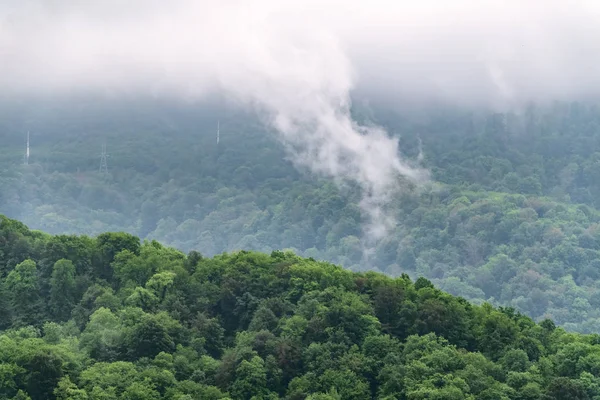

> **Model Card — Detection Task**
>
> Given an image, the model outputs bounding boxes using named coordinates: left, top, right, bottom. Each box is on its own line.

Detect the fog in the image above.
left=3, top=1, right=600, bottom=104
left=2, top=0, right=600, bottom=240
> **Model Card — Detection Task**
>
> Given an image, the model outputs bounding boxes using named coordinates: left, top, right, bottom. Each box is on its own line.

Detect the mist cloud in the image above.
left=3, top=1, right=600, bottom=103
left=2, top=0, right=600, bottom=240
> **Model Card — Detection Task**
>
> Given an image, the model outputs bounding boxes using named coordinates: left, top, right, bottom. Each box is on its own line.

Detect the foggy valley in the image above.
left=3, top=1, right=600, bottom=399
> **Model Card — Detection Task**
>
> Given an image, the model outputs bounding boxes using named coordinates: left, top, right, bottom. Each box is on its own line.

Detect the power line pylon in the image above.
left=24, top=131, right=30, bottom=165
left=99, top=142, right=109, bottom=175
left=217, top=120, right=220, bottom=144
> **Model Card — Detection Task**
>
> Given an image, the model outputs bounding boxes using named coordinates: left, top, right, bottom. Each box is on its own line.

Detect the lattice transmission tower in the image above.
left=216, top=120, right=220, bottom=144
left=24, top=131, right=30, bottom=165
left=99, top=142, right=109, bottom=175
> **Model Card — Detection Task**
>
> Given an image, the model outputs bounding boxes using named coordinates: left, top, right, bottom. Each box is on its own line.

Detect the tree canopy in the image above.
left=1, top=216, right=600, bottom=399
left=4, top=99, right=600, bottom=332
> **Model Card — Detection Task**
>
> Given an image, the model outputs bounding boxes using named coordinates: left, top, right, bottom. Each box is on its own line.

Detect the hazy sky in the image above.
left=2, top=0, right=600, bottom=106
left=2, top=0, right=599, bottom=241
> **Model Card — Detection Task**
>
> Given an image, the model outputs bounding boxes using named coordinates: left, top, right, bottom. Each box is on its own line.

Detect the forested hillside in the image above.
left=3, top=98, right=600, bottom=331
left=4, top=215, right=600, bottom=399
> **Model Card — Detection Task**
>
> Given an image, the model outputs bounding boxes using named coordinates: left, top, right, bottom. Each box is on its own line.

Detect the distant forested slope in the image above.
left=4, top=215, right=600, bottom=399
left=2, top=97, right=600, bottom=331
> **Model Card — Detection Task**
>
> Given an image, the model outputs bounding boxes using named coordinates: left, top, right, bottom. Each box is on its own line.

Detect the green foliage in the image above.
left=4, top=260, right=42, bottom=327
left=2, top=218, right=600, bottom=398
left=50, top=259, right=77, bottom=321
left=8, top=100, right=600, bottom=334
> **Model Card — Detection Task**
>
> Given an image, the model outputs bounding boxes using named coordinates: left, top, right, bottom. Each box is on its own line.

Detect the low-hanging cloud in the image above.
left=2, top=0, right=600, bottom=241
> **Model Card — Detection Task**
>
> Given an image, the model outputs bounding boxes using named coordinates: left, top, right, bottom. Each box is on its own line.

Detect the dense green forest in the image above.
left=5, top=214, right=600, bottom=399
left=3, top=98, right=600, bottom=332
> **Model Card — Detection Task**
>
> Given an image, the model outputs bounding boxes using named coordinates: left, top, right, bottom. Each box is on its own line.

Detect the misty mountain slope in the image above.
left=393, top=188, right=600, bottom=331
left=4, top=214, right=600, bottom=399
left=4, top=100, right=600, bottom=331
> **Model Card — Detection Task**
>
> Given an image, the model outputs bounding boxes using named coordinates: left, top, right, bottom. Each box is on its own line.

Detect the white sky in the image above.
left=2, top=0, right=600, bottom=106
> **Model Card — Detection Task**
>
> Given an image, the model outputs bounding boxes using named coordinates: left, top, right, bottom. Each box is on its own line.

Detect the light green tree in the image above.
left=50, top=259, right=77, bottom=321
